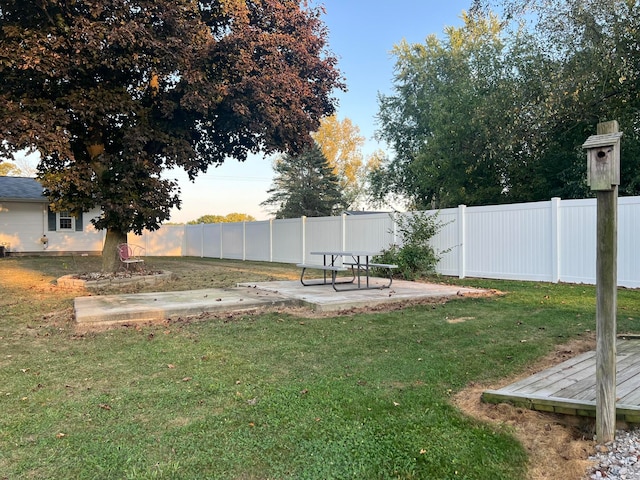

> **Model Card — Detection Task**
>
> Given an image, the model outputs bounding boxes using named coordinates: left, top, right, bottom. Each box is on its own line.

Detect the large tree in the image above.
left=0, top=0, right=343, bottom=270
left=261, top=143, right=345, bottom=218
left=373, top=2, right=640, bottom=209
left=481, top=0, right=640, bottom=198
left=373, top=12, right=517, bottom=209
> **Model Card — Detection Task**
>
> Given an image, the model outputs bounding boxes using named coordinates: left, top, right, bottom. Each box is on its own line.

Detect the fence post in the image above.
left=458, top=205, right=466, bottom=279
left=391, top=211, right=398, bottom=246
left=219, top=223, right=223, bottom=259
left=301, top=216, right=307, bottom=264
left=242, top=222, right=246, bottom=261
left=269, top=218, right=273, bottom=263
left=551, top=198, right=561, bottom=283
left=181, top=224, right=186, bottom=257
left=200, top=223, right=204, bottom=258
left=341, top=213, right=347, bottom=251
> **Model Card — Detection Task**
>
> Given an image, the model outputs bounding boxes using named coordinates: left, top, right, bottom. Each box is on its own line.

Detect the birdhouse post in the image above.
left=582, top=120, right=621, bottom=444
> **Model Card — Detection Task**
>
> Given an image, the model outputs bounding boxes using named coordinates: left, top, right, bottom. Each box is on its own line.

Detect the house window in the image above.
left=58, top=211, right=75, bottom=231
left=47, top=207, right=83, bottom=232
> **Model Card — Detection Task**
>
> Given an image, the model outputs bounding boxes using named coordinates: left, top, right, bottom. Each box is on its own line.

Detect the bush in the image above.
left=373, top=211, right=449, bottom=280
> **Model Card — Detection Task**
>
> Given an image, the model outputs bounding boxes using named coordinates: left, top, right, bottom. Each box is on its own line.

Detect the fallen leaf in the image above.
left=56, top=433, right=66, bottom=438
left=420, top=449, right=427, bottom=455
left=167, top=364, right=175, bottom=369
left=99, top=404, right=112, bottom=410
left=393, top=401, right=400, bottom=407
left=300, top=389, right=309, bottom=395
left=182, top=377, right=192, bottom=382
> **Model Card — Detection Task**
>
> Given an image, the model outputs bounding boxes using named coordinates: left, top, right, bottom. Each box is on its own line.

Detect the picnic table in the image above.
left=296, top=250, right=397, bottom=291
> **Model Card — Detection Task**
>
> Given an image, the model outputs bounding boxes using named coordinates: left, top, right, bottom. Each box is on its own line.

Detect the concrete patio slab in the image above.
left=238, top=278, right=483, bottom=312
left=74, top=287, right=294, bottom=326
left=74, top=278, right=487, bottom=325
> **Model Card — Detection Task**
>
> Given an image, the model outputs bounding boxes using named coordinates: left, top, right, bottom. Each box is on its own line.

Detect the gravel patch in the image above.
left=588, top=428, right=640, bottom=479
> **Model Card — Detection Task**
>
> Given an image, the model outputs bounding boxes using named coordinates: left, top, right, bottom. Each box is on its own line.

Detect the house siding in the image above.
left=0, top=201, right=104, bottom=254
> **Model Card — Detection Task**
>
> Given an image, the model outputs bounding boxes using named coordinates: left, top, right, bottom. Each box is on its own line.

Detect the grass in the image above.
left=1, top=256, right=640, bottom=479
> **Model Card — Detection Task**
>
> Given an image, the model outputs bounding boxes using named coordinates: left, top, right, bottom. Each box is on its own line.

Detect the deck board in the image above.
left=482, top=339, right=640, bottom=422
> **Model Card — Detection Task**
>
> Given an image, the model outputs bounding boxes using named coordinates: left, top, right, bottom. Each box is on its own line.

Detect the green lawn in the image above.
left=1, top=256, right=639, bottom=479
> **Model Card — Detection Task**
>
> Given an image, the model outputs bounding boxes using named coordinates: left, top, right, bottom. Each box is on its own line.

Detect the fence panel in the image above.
left=184, top=224, right=203, bottom=257
left=272, top=218, right=303, bottom=264
left=138, top=225, right=184, bottom=256
left=431, top=207, right=461, bottom=277
left=221, top=223, right=244, bottom=260
left=304, top=216, right=343, bottom=264
left=557, top=199, right=596, bottom=285
left=344, top=213, right=395, bottom=254
left=245, top=220, right=271, bottom=262
left=463, top=201, right=554, bottom=281
left=618, top=197, right=640, bottom=288
left=202, top=223, right=222, bottom=258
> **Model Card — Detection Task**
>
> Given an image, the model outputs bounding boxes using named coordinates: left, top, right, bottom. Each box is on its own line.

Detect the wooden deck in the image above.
left=482, top=339, right=640, bottom=423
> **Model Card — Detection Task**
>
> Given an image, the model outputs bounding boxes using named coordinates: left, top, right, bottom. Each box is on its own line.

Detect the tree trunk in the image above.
left=102, top=227, right=128, bottom=272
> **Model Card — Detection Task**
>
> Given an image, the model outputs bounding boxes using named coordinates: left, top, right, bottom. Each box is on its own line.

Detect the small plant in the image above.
left=374, top=211, right=450, bottom=280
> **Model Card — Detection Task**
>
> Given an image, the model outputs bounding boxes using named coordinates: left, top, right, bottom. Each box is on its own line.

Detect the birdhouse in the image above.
left=582, top=132, right=622, bottom=191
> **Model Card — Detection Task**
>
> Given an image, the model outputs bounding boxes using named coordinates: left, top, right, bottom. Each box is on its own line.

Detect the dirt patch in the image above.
left=446, top=316, right=476, bottom=324
left=453, top=335, right=598, bottom=480
left=268, top=296, right=452, bottom=318
left=457, top=288, right=505, bottom=298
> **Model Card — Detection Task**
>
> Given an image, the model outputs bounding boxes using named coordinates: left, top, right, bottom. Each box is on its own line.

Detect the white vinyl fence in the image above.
left=138, top=196, right=640, bottom=288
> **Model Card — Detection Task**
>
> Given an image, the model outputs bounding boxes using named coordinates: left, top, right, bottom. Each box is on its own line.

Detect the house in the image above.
left=0, top=176, right=104, bottom=255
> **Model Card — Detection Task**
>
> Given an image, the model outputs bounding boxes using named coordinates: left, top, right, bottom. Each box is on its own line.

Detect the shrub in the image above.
left=373, top=211, right=449, bottom=280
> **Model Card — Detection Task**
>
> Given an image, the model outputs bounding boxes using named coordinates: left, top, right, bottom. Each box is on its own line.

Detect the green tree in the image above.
left=374, top=12, right=515, bottom=209
left=261, top=143, right=345, bottom=218
left=188, top=213, right=256, bottom=224
left=374, top=3, right=640, bottom=209
left=0, top=0, right=343, bottom=271
left=478, top=0, right=640, bottom=197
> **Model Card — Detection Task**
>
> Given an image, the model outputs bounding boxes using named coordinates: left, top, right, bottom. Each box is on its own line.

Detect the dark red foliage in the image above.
left=0, top=0, right=343, bottom=234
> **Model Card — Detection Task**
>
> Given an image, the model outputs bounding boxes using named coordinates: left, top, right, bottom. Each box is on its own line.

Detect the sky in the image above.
left=166, top=0, right=473, bottom=223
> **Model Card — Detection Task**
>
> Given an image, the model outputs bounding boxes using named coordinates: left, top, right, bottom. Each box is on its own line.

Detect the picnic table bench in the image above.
left=297, top=251, right=397, bottom=291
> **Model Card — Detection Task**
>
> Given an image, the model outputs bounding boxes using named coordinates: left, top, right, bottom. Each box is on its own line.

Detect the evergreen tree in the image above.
left=262, top=144, right=345, bottom=218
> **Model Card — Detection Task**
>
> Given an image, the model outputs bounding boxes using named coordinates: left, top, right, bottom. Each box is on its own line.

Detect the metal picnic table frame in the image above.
left=296, top=251, right=397, bottom=291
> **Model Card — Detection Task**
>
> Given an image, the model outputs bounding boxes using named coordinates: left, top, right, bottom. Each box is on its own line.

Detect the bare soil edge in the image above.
left=452, top=335, right=599, bottom=480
